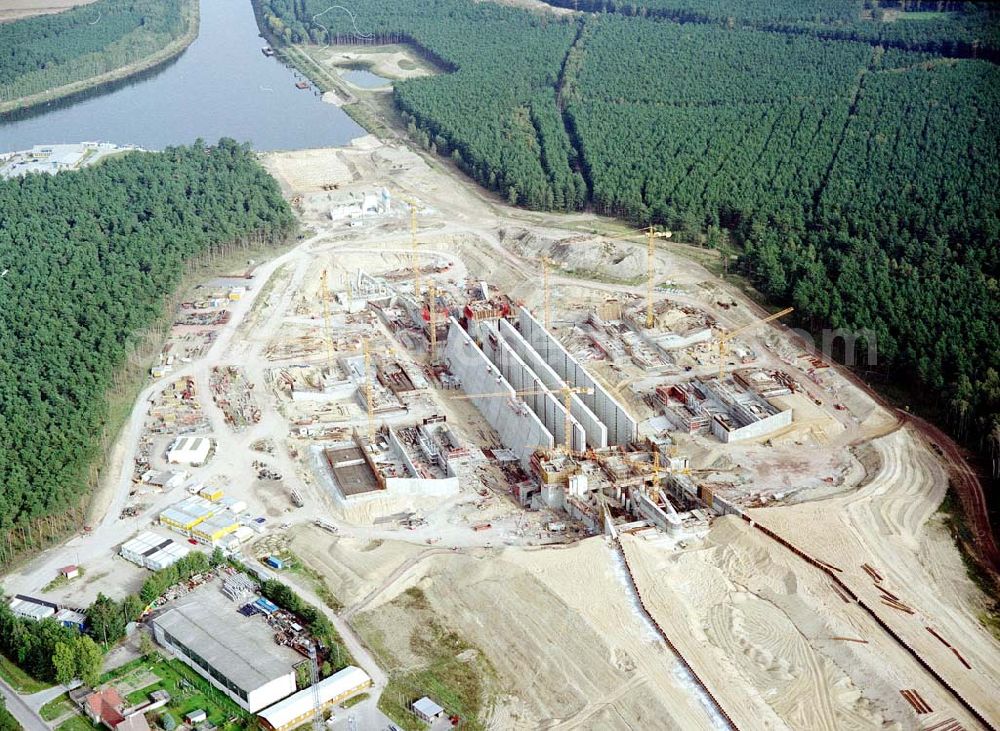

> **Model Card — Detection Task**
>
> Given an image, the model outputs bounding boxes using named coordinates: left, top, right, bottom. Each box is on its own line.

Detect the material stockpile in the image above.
left=210, top=365, right=261, bottom=430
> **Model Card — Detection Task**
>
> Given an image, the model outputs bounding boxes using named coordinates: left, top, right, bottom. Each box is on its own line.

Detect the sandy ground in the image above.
left=0, top=0, right=96, bottom=22
left=622, top=514, right=998, bottom=730
left=318, top=534, right=723, bottom=730
left=747, top=428, right=1000, bottom=727
left=318, top=45, right=440, bottom=81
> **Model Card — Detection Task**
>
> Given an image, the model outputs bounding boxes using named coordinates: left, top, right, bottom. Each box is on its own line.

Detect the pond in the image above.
left=341, top=68, right=391, bottom=89
left=0, top=0, right=365, bottom=153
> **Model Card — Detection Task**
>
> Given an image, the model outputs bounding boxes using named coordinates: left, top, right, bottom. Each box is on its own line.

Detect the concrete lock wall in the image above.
left=711, top=408, right=792, bottom=443
left=517, top=308, right=638, bottom=446
left=481, top=323, right=586, bottom=453
left=444, top=318, right=554, bottom=469
left=497, top=319, right=608, bottom=449
left=385, top=477, right=460, bottom=497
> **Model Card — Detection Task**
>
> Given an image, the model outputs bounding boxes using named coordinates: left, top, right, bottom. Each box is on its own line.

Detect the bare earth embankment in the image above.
left=623, top=427, right=1000, bottom=730
left=292, top=528, right=721, bottom=730
left=0, top=0, right=98, bottom=23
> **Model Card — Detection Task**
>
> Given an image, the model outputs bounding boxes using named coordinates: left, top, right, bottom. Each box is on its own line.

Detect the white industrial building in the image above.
left=256, top=666, right=372, bottom=730
left=166, top=436, right=213, bottom=465
left=9, top=595, right=57, bottom=621
left=141, top=469, right=187, bottom=489
left=120, top=531, right=191, bottom=570
left=152, top=602, right=296, bottom=712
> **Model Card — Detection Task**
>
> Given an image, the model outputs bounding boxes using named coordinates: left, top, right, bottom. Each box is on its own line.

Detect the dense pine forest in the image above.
left=257, top=0, right=1000, bottom=468
left=0, top=0, right=193, bottom=109
left=0, top=140, right=294, bottom=565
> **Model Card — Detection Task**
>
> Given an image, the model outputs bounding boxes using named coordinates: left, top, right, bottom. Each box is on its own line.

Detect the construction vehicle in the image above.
left=451, top=385, right=594, bottom=453
left=716, top=306, right=794, bottom=380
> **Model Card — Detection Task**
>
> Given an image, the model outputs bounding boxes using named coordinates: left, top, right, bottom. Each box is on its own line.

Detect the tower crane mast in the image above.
left=716, top=306, right=794, bottom=380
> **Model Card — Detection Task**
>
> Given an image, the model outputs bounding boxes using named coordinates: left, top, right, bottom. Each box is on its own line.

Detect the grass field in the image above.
left=357, top=588, right=491, bottom=731
left=0, top=0, right=98, bottom=23
left=0, top=652, right=51, bottom=693
left=55, top=716, right=100, bottom=731
left=40, top=694, right=75, bottom=721
left=104, top=657, right=253, bottom=731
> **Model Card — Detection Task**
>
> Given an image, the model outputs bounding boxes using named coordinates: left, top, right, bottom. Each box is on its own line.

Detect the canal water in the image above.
left=0, top=0, right=365, bottom=153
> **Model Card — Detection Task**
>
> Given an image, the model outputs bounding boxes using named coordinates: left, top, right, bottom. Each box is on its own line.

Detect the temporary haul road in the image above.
left=1, top=134, right=997, bottom=730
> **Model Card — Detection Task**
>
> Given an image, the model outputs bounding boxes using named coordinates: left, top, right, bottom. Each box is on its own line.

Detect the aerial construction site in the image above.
left=7, top=134, right=998, bottom=731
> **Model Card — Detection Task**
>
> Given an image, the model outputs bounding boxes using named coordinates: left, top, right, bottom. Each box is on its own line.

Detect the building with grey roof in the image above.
left=9, top=595, right=57, bottom=621
left=151, top=601, right=296, bottom=711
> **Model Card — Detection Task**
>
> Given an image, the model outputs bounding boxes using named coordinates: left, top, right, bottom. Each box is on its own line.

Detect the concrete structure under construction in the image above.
left=152, top=601, right=296, bottom=712
left=444, top=317, right=554, bottom=469
left=256, top=666, right=372, bottom=730
left=321, top=425, right=460, bottom=502
left=479, top=321, right=587, bottom=452
left=517, top=308, right=638, bottom=446
left=324, top=442, right=384, bottom=498
left=660, top=376, right=792, bottom=443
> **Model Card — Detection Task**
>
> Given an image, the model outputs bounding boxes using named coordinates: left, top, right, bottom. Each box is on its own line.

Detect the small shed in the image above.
left=59, top=565, right=80, bottom=580
left=184, top=709, right=207, bottom=725
left=412, top=696, right=444, bottom=723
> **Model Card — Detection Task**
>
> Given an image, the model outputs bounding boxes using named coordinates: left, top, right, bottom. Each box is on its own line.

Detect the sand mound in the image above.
left=623, top=519, right=903, bottom=730
left=747, top=429, right=1000, bottom=726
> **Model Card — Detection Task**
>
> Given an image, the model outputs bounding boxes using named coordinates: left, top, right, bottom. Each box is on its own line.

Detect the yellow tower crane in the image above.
left=644, top=225, right=672, bottom=329
left=362, top=336, right=375, bottom=442
left=452, top=385, right=594, bottom=453
left=342, top=271, right=355, bottom=312
left=561, top=227, right=671, bottom=330
left=427, top=283, right=439, bottom=364
left=716, top=306, right=794, bottom=380
left=528, top=255, right=558, bottom=329
left=319, top=269, right=335, bottom=370
left=400, top=198, right=422, bottom=297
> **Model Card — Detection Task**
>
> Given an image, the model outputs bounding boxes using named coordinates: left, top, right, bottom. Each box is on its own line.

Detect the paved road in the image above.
left=0, top=677, right=48, bottom=731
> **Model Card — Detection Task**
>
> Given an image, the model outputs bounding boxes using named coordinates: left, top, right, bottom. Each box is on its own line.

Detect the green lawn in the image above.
left=56, top=716, right=100, bottom=731
left=40, top=693, right=75, bottom=721
left=0, top=652, right=51, bottom=693
left=108, top=658, right=255, bottom=731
